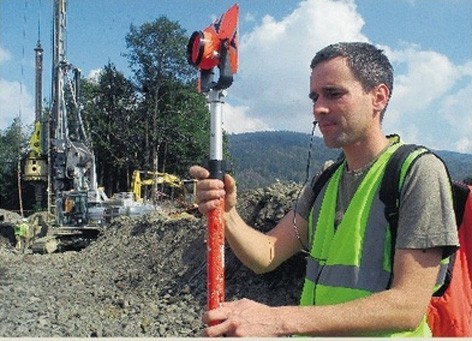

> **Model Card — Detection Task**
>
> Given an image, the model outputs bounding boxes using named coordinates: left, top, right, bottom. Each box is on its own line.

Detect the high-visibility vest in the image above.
left=15, top=223, right=29, bottom=237
left=299, top=142, right=430, bottom=337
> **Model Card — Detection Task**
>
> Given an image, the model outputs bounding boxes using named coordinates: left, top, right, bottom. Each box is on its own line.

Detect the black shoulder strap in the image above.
left=381, top=144, right=469, bottom=236
left=379, top=144, right=432, bottom=289
left=311, top=159, right=344, bottom=202
left=379, top=144, right=430, bottom=246
left=379, top=144, right=470, bottom=296
left=452, top=181, right=470, bottom=227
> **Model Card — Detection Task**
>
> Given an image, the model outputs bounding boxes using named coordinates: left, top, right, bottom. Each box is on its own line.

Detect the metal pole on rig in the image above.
left=186, top=3, right=239, bottom=314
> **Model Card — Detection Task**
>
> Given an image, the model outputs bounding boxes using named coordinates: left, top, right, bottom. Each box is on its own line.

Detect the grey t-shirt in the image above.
left=295, top=153, right=459, bottom=257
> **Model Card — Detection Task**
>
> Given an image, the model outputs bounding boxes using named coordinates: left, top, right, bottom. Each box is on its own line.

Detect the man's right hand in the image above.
left=189, top=165, right=237, bottom=215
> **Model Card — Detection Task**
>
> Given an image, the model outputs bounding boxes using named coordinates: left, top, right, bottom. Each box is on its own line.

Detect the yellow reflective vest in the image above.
left=299, top=141, right=431, bottom=337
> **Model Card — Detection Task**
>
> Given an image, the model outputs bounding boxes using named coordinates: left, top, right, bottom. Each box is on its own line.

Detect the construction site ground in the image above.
left=0, top=182, right=305, bottom=337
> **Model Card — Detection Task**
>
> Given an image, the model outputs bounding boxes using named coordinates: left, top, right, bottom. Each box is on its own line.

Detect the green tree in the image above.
left=124, top=16, right=210, bottom=178
left=81, top=63, right=141, bottom=195
left=0, top=118, right=29, bottom=210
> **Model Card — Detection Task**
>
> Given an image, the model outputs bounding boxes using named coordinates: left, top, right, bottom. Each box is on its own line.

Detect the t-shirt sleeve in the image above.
left=294, top=175, right=317, bottom=220
left=396, top=153, right=459, bottom=258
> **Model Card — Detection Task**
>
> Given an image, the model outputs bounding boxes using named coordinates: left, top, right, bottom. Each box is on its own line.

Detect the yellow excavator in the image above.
left=130, top=170, right=197, bottom=208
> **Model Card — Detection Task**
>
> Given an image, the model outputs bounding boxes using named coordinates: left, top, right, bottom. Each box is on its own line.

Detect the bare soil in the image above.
left=0, top=182, right=305, bottom=337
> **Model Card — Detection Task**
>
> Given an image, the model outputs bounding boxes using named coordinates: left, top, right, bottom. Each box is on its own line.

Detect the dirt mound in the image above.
left=0, top=209, right=24, bottom=247
left=0, top=181, right=306, bottom=337
left=0, top=208, right=22, bottom=224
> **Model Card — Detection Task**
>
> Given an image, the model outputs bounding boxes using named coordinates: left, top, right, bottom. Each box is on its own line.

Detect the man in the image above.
left=15, top=218, right=30, bottom=254
left=189, top=42, right=458, bottom=337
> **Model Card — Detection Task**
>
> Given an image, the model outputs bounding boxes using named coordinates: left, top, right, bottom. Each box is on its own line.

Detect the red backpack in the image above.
left=426, top=182, right=472, bottom=336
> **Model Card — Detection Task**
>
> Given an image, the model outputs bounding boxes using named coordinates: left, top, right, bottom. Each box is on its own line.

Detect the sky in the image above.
left=1, top=0, right=471, bottom=153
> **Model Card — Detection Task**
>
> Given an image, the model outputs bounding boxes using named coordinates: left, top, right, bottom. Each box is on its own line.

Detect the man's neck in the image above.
left=343, top=135, right=390, bottom=172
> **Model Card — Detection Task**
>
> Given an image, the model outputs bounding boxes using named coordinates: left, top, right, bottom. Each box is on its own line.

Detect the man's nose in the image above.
left=313, top=98, right=328, bottom=118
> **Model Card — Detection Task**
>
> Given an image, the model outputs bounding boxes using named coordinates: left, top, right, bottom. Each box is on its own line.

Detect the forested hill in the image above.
left=228, top=131, right=472, bottom=190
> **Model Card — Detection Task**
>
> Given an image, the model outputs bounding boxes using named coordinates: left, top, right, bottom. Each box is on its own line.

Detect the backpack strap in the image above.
left=379, top=144, right=432, bottom=288
left=379, top=144, right=465, bottom=296
left=379, top=144, right=431, bottom=243
left=434, top=181, right=471, bottom=296
left=308, top=159, right=344, bottom=247
left=311, top=159, right=344, bottom=203
left=452, top=181, right=470, bottom=227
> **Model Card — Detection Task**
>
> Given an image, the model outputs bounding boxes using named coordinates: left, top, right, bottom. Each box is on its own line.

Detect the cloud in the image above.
left=226, top=0, right=472, bottom=153
left=454, top=137, right=472, bottom=154
left=0, top=45, right=35, bottom=130
left=87, top=68, right=103, bottom=84
left=0, top=45, right=11, bottom=64
left=230, top=0, right=367, bottom=134
left=389, top=45, right=458, bottom=112
left=222, top=103, right=271, bottom=134
left=384, top=45, right=472, bottom=152
left=244, top=12, right=256, bottom=23
left=0, top=79, right=35, bottom=131
left=438, top=77, right=472, bottom=153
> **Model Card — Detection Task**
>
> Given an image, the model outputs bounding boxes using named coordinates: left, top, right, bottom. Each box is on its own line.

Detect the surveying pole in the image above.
left=187, top=4, right=239, bottom=314
left=206, top=87, right=226, bottom=312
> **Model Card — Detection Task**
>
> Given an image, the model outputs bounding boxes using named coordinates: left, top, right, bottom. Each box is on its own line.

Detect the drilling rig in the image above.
left=22, top=0, right=201, bottom=252
left=47, top=0, right=104, bottom=228
left=23, top=0, right=105, bottom=252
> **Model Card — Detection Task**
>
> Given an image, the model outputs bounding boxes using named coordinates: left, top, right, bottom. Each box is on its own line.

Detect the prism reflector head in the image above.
left=187, top=3, right=239, bottom=91
left=187, top=27, right=221, bottom=71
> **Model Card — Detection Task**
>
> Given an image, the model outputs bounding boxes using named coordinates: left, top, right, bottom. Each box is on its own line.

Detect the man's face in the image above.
left=309, top=57, right=376, bottom=149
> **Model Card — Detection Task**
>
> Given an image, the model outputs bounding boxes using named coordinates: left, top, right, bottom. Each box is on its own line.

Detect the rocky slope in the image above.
left=0, top=182, right=306, bottom=337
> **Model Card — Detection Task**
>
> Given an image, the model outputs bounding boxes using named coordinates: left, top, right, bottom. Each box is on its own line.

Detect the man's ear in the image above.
left=372, top=83, right=390, bottom=115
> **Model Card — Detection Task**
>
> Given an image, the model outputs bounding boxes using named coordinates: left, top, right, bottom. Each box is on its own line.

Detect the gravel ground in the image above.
left=0, top=182, right=306, bottom=337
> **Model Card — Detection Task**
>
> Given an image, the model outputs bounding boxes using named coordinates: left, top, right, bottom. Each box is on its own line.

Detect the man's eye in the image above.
left=327, top=91, right=343, bottom=99
left=309, top=93, right=318, bottom=103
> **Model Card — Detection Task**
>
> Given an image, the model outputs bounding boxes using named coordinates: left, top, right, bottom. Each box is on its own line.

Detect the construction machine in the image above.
left=21, top=0, right=104, bottom=253
left=21, top=0, right=153, bottom=253
left=131, top=170, right=197, bottom=208
left=21, top=0, right=201, bottom=253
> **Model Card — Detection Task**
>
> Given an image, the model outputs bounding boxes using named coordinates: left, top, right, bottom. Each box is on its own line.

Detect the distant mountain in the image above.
left=228, top=131, right=472, bottom=190
left=435, top=149, right=472, bottom=183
